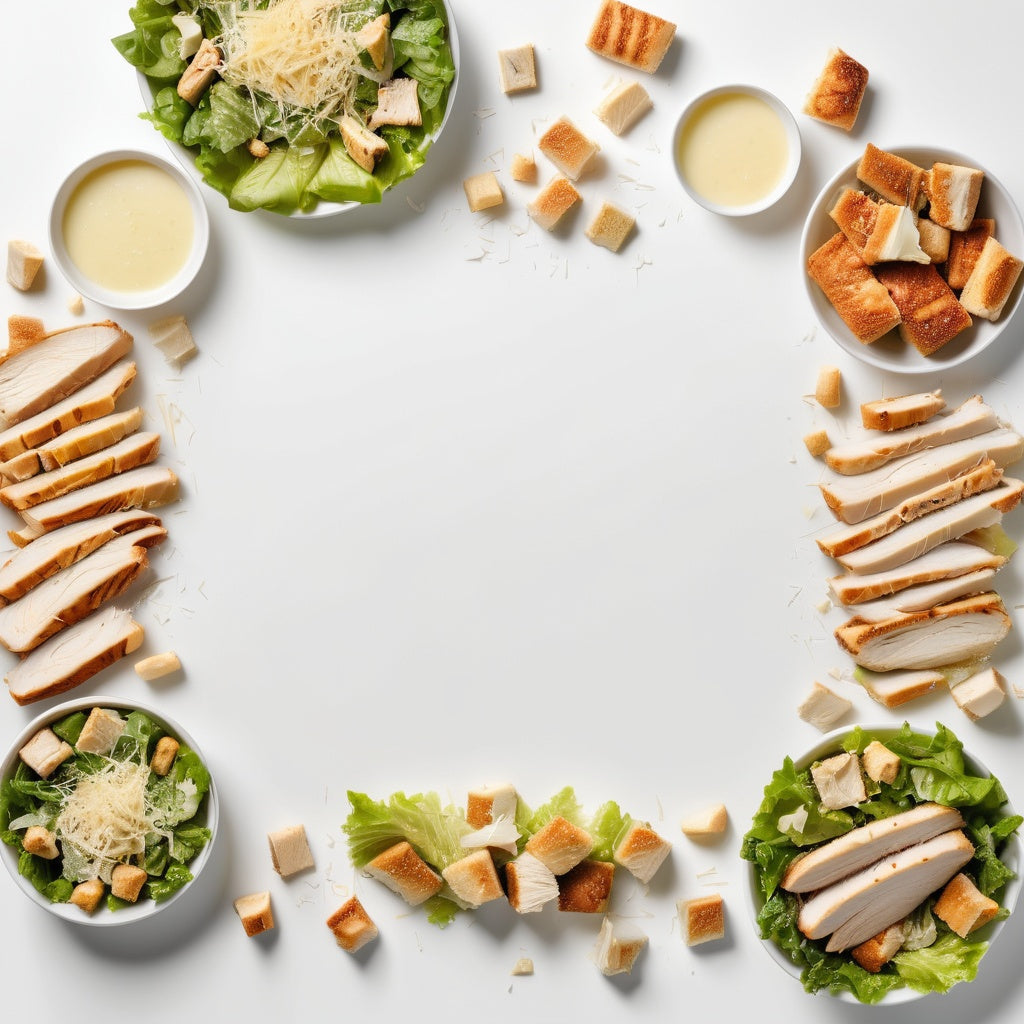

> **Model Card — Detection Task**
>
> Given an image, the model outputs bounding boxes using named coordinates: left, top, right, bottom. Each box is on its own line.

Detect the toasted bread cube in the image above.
left=505, top=852, right=559, bottom=913
left=76, top=707, right=126, bottom=755
left=149, top=735, right=180, bottom=777
left=613, top=821, right=671, bottom=882
left=951, top=666, right=1007, bottom=721
left=538, top=117, right=600, bottom=180
left=680, top=804, right=728, bottom=839
left=585, top=1, right=676, bottom=74
left=960, top=237, right=1024, bottom=322
left=442, top=849, right=505, bottom=907
left=594, top=79, right=652, bottom=135
left=355, top=13, right=390, bottom=71
left=862, top=740, right=900, bottom=784
left=803, top=48, right=868, bottom=131
left=466, top=783, right=518, bottom=828
left=850, top=921, right=905, bottom=972
left=134, top=651, right=183, bottom=681
left=678, top=893, right=725, bottom=946
left=527, top=176, right=581, bottom=231
left=234, top=891, right=274, bottom=936
left=934, top=873, right=1000, bottom=937
left=945, top=219, right=995, bottom=290
left=498, top=44, right=537, bottom=94
left=111, top=863, right=148, bottom=903
left=558, top=859, right=615, bottom=913
left=463, top=171, right=505, bottom=213
left=916, top=218, right=951, bottom=264
left=327, top=895, right=379, bottom=952
left=510, top=153, right=537, bottom=183
left=525, top=816, right=593, bottom=875
left=70, top=878, right=105, bottom=914
left=875, top=261, right=972, bottom=354
left=815, top=365, right=841, bottom=409
left=19, top=728, right=73, bottom=779
left=803, top=429, right=831, bottom=457
left=6, top=240, right=44, bottom=291
left=23, top=825, right=59, bottom=859
left=811, top=752, right=866, bottom=809
left=585, top=202, right=635, bottom=252
left=268, top=824, right=315, bottom=878
left=797, top=681, right=852, bottom=731
left=925, top=162, right=984, bottom=232
left=364, top=840, right=442, bottom=905
left=511, top=957, right=534, bottom=975
left=592, top=915, right=648, bottom=975
left=857, top=144, right=926, bottom=210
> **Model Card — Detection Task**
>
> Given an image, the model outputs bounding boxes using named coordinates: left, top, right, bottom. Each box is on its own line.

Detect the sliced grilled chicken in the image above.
left=5, top=604, right=144, bottom=706
left=782, top=803, right=964, bottom=893
left=0, top=510, right=162, bottom=604
left=848, top=568, right=998, bottom=621
left=0, top=450, right=41, bottom=484
left=798, top=830, right=975, bottom=951
left=835, top=592, right=1011, bottom=671
left=860, top=391, right=945, bottom=431
left=816, top=460, right=1003, bottom=558
left=36, top=407, right=143, bottom=472
left=820, top=427, right=1024, bottom=524
left=0, top=526, right=162, bottom=652
left=829, top=541, right=1006, bottom=605
left=827, top=395, right=998, bottom=475
left=16, top=465, right=178, bottom=538
left=835, top=479, right=1024, bottom=574
left=857, top=667, right=945, bottom=708
left=0, top=361, right=136, bottom=462
left=0, top=321, right=132, bottom=430
left=0, top=431, right=160, bottom=510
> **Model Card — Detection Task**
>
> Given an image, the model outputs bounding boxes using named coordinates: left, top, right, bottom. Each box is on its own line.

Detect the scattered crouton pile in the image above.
left=808, top=143, right=1023, bottom=355
left=808, top=388, right=1021, bottom=722
left=0, top=319, right=181, bottom=704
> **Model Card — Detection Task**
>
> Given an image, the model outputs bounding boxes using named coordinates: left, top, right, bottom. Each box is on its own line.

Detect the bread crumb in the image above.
left=510, top=152, right=537, bottom=183
left=815, top=365, right=841, bottom=409
left=463, top=171, right=505, bottom=212
left=803, top=428, right=831, bottom=456
left=6, top=240, right=44, bottom=291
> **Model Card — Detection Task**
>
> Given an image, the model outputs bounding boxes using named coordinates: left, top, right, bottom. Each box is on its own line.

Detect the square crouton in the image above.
left=505, top=852, right=559, bottom=913
left=558, top=859, right=615, bottom=913
left=861, top=740, right=900, bottom=784
left=585, top=202, right=635, bottom=252
left=364, top=840, right=442, bottom=905
left=678, top=893, right=725, bottom=946
left=111, top=863, right=148, bottom=903
left=594, top=80, right=652, bottom=135
left=815, top=365, right=841, bottom=409
left=803, top=429, right=831, bottom=456
left=498, top=44, right=537, bottom=93
left=960, top=237, right=1024, bottom=322
left=23, top=825, right=59, bottom=859
left=679, top=804, right=728, bottom=839
left=511, top=956, right=534, bottom=975
left=6, top=240, right=44, bottom=291
left=850, top=921, right=905, bottom=972
left=466, top=783, right=518, bottom=828
left=149, top=736, right=180, bottom=777
left=946, top=219, right=995, bottom=291
left=510, top=153, right=537, bottom=183
left=527, top=176, right=581, bottom=231
left=268, top=824, right=315, bottom=878
left=76, top=707, right=126, bottom=755
left=952, top=667, right=1007, bottom=721
left=803, top=48, right=869, bottom=131
left=19, top=728, right=74, bottom=779
left=327, top=895, right=379, bottom=953
left=585, top=1, right=676, bottom=74
left=593, top=915, right=648, bottom=975
left=70, top=878, right=106, bottom=915
left=463, top=172, right=505, bottom=213
left=797, top=681, right=852, bottom=731
left=934, top=873, right=1000, bottom=937
left=811, top=752, right=866, bottom=810
left=925, top=162, right=984, bottom=232
left=234, top=891, right=275, bottom=936
left=613, top=821, right=671, bottom=882
left=917, top=219, right=951, bottom=264
left=524, top=816, right=593, bottom=874
left=442, top=849, right=504, bottom=907
left=538, top=117, right=600, bottom=181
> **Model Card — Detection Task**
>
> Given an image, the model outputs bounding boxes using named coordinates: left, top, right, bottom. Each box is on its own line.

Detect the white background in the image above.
left=3, top=1, right=1024, bottom=1020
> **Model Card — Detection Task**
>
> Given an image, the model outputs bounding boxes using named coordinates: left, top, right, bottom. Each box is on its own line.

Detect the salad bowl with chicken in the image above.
left=742, top=722, right=1021, bottom=1003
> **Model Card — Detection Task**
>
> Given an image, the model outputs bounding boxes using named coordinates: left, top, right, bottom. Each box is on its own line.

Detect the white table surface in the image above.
left=3, top=1, right=1024, bottom=1020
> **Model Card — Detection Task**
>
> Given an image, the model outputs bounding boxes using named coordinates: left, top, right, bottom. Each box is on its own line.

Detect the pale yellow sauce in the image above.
left=62, top=160, right=194, bottom=292
left=677, top=92, right=789, bottom=207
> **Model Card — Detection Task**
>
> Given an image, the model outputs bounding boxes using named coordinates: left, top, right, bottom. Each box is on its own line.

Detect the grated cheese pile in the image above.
left=210, top=0, right=373, bottom=120
left=55, top=759, right=155, bottom=883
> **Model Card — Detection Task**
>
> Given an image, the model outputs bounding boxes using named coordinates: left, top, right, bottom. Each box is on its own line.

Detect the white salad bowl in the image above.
left=745, top=723, right=1021, bottom=1005
left=48, top=148, right=210, bottom=310
left=0, top=696, right=219, bottom=927
left=802, top=145, right=1024, bottom=374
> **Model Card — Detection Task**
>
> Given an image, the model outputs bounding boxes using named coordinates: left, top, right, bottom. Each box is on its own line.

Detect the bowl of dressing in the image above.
left=49, top=149, right=210, bottom=310
left=673, top=84, right=801, bottom=217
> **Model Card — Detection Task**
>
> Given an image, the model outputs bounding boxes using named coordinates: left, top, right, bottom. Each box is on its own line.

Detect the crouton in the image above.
left=23, top=825, right=58, bottom=859
left=951, top=666, right=1007, bottom=721
left=815, top=365, right=841, bottom=409
left=6, top=240, right=44, bottom=291
left=525, top=816, right=593, bottom=875
left=592, top=915, right=648, bottom=975
left=527, top=176, right=581, bottom=231
left=234, top=891, right=274, bottom=936
left=933, top=873, right=1000, bottom=936
left=593, top=80, right=652, bottom=135
left=680, top=804, right=728, bottom=838
left=538, top=117, right=600, bottom=180
left=585, top=202, right=635, bottom=252
left=268, top=824, right=315, bottom=878
left=111, top=863, right=148, bottom=903
left=76, top=707, right=125, bottom=755
left=364, top=840, right=442, bottom=905
left=861, top=740, right=900, bottom=784
left=511, top=957, right=534, bottom=975
left=803, top=429, right=831, bottom=456
left=327, top=895, right=379, bottom=952
left=557, top=859, right=615, bottom=913
left=850, top=921, right=905, bottom=972
left=585, top=0, right=676, bottom=74
left=463, top=172, right=505, bottom=213
left=498, top=44, right=537, bottom=93
left=803, top=48, right=868, bottom=132
left=149, top=736, right=180, bottom=777
left=69, top=878, right=105, bottom=914
left=441, top=849, right=504, bottom=907
left=510, top=153, right=537, bottom=183
left=19, top=728, right=73, bottom=779
left=613, top=821, right=671, bottom=882
left=678, top=893, right=725, bottom=945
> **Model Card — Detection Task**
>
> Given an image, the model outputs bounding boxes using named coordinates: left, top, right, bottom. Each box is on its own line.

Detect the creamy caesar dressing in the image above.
left=62, top=160, right=194, bottom=292
left=677, top=91, right=789, bottom=208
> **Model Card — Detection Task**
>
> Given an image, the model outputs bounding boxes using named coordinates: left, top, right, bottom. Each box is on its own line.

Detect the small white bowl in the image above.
left=0, top=696, right=218, bottom=927
left=745, top=723, right=1021, bottom=1005
left=49, top=148, right=210, bottom=310
left=673, top=84, right=801, bottom=217
left=802, top=145, right=1024, bottom=374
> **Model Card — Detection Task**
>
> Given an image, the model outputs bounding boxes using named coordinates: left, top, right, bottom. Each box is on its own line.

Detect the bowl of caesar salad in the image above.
left=112, top=0, right=460, bottom=217
left=0, top=696, right=218, bottom=926
left=741, top=722, right=1021, bottom=1004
